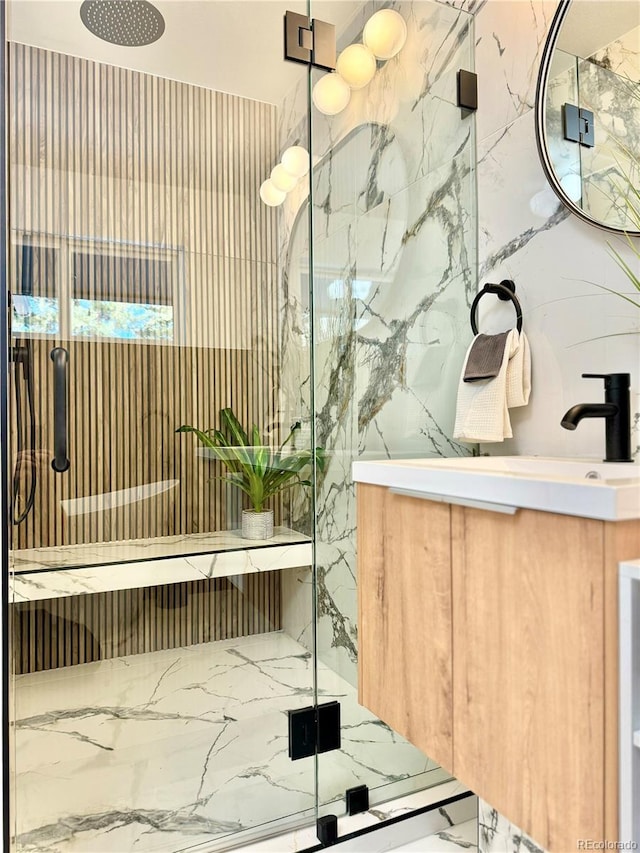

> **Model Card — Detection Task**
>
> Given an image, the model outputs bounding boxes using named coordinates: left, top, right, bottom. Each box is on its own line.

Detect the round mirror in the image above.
left=536, top=0, right=640, bottom=234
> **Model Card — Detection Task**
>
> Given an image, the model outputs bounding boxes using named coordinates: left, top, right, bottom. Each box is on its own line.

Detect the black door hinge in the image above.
left=284, top=11, right=336, bottom=71
left=287, top=701, right=341, bottom=760
left=563, top=103, right=595, bottom=147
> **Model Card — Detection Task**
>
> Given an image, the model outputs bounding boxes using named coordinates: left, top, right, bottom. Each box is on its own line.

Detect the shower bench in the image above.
left=10, top=529, right=313, bottom=673
left=10, top=527, right=312, bottom=602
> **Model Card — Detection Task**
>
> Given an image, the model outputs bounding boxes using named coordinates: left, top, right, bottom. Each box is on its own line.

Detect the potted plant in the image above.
left=176, top=408, right=325, bottom=540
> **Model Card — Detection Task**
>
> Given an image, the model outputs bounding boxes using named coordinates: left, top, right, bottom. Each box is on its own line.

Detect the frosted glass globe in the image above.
left=363, top=10, right=407, bottom=60
left=560, top=173, right=582, bottom=203
left=271, top=163, right=298, bottom=193
left=281, top=146, right=310, bottom=178
left=312, top=72, right=351, bottom=115
left=259, top=179, right=286, bottom=207
left=336, top=44, right=377, bottom=90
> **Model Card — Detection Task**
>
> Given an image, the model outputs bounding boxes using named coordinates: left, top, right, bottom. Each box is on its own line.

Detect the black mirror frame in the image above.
left=534, top=0, right=640, bottom=237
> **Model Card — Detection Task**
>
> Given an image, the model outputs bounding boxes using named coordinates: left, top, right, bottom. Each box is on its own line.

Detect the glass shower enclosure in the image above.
left=3, top=0, right=476, bottom=850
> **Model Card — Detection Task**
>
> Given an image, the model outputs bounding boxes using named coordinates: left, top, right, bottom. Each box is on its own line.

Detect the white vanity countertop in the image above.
left=620, top=558, right=640, bottom=580
left=10, top=528, right=312, bottom=603
left=352, top=456, right=640, bottom=522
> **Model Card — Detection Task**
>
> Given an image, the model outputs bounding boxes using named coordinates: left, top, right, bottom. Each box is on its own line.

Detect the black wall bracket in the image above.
left=288, top=701, right=341, bottom=760
left=284, top=11, right=336, bottom=70
left=563, top=103, right=595, bottom=147
left=457, top=69, right=477, bottom=117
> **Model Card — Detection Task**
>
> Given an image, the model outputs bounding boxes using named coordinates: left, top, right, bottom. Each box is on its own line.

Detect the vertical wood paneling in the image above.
left=13, top=571, right=282, bottom=674
left=11, top=340, right=286, bottom=545
left=8, top=43, right=282, bottom=552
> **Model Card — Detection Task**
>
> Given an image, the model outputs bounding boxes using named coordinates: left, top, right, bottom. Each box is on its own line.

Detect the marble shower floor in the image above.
left=13, top=632, right=447, bottom=853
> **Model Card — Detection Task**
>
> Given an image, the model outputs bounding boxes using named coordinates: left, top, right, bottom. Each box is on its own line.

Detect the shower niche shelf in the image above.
left=10, top=527, right=312, bottom=603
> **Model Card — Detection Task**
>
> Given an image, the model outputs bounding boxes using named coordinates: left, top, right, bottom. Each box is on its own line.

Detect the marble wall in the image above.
left=277, top=0, right=477, bottom=811
left=279, top=0, right=477, bottom=682
left=458, top=0, right=640, bottom=850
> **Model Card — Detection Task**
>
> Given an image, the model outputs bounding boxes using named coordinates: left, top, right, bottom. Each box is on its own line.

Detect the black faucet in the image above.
left=561, top=373, right=633, bottom=462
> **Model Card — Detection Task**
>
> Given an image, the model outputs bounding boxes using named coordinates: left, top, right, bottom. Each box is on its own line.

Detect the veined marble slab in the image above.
left=10, top=528, right=312, bottom=603
left=13, top=631, right=449, bottom=853
left=220, top=790, right=476, bottom=853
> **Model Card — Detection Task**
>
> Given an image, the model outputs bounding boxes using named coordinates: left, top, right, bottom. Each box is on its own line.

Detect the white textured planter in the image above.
left=241, top=509, right=274, bottom=540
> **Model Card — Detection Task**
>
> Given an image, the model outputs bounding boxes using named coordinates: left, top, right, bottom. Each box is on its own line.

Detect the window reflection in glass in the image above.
left=11, top=242, right=177, bottom=342
left=70, top=298, right=173, bottom=340
left=12, top=294, right=59, bottom=335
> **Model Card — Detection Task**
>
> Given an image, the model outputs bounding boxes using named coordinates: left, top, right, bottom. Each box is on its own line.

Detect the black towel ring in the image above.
left=470, top=279, right=523, bottom=335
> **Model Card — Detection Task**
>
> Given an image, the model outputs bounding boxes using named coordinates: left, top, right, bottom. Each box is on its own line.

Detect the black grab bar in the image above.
left=50, top=347, right=70, bottom=473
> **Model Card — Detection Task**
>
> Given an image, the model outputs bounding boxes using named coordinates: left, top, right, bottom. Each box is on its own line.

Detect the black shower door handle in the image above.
left=50, top=347, right=70, bottom=473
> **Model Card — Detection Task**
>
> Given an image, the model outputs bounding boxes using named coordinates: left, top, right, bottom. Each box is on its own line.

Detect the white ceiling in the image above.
left=557, top=0, right=640, bottom=61
left=8, top=0, right=360, bottom=104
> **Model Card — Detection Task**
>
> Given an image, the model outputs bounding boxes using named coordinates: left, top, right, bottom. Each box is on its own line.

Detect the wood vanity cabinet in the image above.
left=357, top=483, right=640, bottom=853
left=357, top=485, right=454, bottom=771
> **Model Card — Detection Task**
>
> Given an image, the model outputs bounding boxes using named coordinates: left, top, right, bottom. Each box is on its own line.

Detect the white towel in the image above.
left=454, top=329, right=518, bottom=443
left=506, top=330, right=531, bottom=408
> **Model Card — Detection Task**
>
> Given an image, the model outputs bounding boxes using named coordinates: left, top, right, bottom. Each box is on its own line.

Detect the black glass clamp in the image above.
left=457, top=69, right=478, bottom=116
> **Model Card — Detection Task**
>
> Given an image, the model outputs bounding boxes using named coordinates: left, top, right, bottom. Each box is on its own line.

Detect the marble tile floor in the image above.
left=333, top=816, right=478, bottom=852
left=13, top=631, right=449, bottom=853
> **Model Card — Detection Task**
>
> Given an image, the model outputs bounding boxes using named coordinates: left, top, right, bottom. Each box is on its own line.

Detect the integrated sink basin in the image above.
left=352, top=456, right=640, bottom=521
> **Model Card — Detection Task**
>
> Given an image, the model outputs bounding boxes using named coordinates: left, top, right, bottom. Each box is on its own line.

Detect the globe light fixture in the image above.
left=259, top=179, right=286, bottom=207
left=559, top=172, right=582, bottom=203
left=336, top=43, right=377, bottom=90
left=363, top=9, right=407, bottom=60
left=270, top=163, right=298, bottom=193
left=281, top=146, right=310, bottom=178
left=312, top=72, right=351, bottom=115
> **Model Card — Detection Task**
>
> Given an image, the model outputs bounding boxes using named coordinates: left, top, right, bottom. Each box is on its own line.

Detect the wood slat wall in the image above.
left=8, top=43, right=283, bottom=551
left=13, top=571, right=282, bottom=674
left=9, top=43, right=276, bottom=275
left=12, top=339, right=286, bottom=547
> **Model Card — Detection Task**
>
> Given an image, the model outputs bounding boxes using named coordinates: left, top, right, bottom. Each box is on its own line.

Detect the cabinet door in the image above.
left=452, top=506, right=605, bottom=852
left=357, top=485, right=453, bottom=772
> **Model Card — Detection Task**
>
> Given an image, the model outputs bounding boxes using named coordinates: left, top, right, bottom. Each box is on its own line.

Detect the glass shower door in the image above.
left=6, top=2, right=319, bottom=850
left=308, top=0, right=477, bottom=817
left=6, top=0, right=478, bottom=849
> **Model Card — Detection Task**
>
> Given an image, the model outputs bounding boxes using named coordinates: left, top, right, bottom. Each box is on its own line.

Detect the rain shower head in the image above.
left=79, top=0, right=165, bottom=47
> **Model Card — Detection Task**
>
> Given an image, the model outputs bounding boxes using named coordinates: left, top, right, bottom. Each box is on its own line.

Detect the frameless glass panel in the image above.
left=306, top=0, right=477, bottom=817
left=7, top=2, right=318, bottom=850
left=545, top=50, right=582, bottom=212
left=576, top=55, right=640, bottom=230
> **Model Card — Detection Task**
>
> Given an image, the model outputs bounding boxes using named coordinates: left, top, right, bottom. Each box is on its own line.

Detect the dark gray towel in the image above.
left=463, top=331, right=510, bottom=382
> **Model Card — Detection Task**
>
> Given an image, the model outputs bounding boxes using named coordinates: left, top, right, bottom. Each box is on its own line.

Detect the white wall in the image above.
left=469, top=0, right=640, bottom=461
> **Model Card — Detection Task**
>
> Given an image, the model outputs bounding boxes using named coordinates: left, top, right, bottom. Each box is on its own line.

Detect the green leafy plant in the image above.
left=176, top=407, right=325, bottom=513
left=579, top=136, right=640, bottom=335
left=602, top=139, right=640, bottom=311
left=588, top=71, right=640, bottom=314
